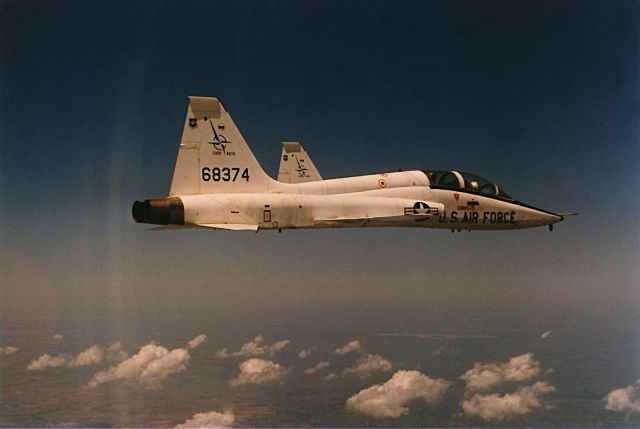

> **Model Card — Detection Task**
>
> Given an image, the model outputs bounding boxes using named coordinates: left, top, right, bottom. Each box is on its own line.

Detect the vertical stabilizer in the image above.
left=169, top=97, right=274, bottom=195
left=277, top=142, right=323, bottom=184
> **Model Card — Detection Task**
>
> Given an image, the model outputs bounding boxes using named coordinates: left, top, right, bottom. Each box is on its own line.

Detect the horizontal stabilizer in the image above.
left=196, top=223, right=259, bottom=231
left=557, top=212, right=578, bottom=217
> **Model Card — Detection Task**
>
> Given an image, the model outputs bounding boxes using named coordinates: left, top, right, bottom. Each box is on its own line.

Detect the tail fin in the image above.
left=277, top=142, right=323, bottom=184
left=169, top=97, right=274, bottom=196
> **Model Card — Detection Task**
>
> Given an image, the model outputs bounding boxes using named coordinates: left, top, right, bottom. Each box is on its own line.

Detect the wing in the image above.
left=196, top=223, right=259, bottom=231
left=314, top=200, right=443, bottom=224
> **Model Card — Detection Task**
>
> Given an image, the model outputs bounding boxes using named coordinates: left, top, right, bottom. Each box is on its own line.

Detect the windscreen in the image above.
left=423, top=170, right=513, bottom=200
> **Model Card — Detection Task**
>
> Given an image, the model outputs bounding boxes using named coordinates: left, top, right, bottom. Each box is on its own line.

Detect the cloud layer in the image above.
left=229, top=358, right=289, bottom=387
left=188, top=334, right=208, bottom=350
left=346, top=370, right=451, bottom=418
left=462, top=381, right=556, bottom=422
left=27, top=353, right=67, bottom=370
left=461, top=353, right=542, bottom=392
left=175, top=410, right=235, bottom=428
left=334, top=340, right=362, bottom=355
left=89, top=343, right=189, bottom=389
left=27, top=342, right=127, bottom=370
left=304, top=361, right=330, bottom=375
left=217, top=335, right=289, bottom=358
left=0, top=346, right=18, bottom=356
left=604, top=380, right=640, bottom=413
left=342, top=354, right=392, bottom=379
left=27, top=335, right=205, bottom=389
left=298, top=349, right=311, bottom=359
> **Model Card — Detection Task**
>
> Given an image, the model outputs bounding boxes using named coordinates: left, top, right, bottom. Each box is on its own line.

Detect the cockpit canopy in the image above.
left=422, top=170, right=513, bottom=200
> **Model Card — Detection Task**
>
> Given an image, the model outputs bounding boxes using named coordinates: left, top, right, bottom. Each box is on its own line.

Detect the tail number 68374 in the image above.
left=201, top=167, right=250, bottom=182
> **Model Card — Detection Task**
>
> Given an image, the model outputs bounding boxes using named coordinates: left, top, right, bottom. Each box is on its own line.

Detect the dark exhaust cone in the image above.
left=132, top=197, right=184, bottom=225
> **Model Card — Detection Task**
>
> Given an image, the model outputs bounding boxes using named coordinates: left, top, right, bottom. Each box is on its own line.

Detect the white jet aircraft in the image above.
left=133, top=96, right=573, bottom=232
left=277, top=142, right=322, bottom=184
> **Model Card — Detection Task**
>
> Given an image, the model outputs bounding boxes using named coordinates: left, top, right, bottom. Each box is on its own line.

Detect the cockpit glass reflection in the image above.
left=423, top=170, right=513, bottom=200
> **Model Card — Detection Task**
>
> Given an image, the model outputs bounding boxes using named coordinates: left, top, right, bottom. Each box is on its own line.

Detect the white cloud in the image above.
left=334, top=340, right=362, bottom=355
left=462, top=381, right=556, bottom=422
left=229, top=358, right=289, bottom=387
left=604, top=380, right=640, bottom=413
left=298, top=349, right=311, bottom=359
left=105, top=342, right=128, bottom=363
left=1, top=346, right=18, bottom=356
left=346, top=370, right=451, bottom=418
left=175, top=410, right=235, bottom=428
left=342, top=354, right=393, bottom=379
left=27, top=353, right=67, bottom=370
left=325, top=372, right=338, bottom=381
left=188, top=334, right=208, bottom=350
left=68, top=345, right=105, bottom=367
left=461, top=353, right=542, bottom=392
left=540, top=330, right=552, bottom=339
left=304, top=361, right=330, bottom=375
left=216, top=335, right=290, bottom=358
left=53, top=333, right=64, bottom=340
left=89, top=343, right=190, bottom=389
left=27, top=342, right=128, bottom=371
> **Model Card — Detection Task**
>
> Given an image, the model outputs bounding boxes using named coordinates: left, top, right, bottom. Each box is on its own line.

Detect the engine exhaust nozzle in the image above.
left=132, top=197, right=184, bottom=225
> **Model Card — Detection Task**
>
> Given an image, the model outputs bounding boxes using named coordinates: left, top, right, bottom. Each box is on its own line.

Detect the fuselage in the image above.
left=133, top=170, right=563, bottom=231
left=132, top=96, right=568, bottom=232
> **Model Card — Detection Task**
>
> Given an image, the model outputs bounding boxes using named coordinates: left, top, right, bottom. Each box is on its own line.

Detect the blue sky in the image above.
left=1, top=0, right=639, bottom=426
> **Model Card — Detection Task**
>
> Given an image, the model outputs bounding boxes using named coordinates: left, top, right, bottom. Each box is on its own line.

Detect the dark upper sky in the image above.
left=2, top=0, right=638, bottom=191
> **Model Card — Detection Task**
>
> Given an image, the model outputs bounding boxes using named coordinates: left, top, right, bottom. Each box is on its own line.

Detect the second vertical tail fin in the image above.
left=277, top=142, right=323, bottom=184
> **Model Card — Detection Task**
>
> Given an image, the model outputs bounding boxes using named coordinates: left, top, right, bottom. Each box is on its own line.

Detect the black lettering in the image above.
left=212, top=167, right=221, bottom=181
left=202, top=167, right=211, bottom=181
left=497, top=212, right=504, bottom=223
left=462, top=212, right=469, bottom=223
left=483, top=212, right=489, bottom=224
left=201, top=166, right=249, bottom=182
left=472, top=211, right=479, bottom=224
left=490, top=212, right=497, bottom=224
left=451, top=211, right=458, bottom=223
left=510, top=211, right=516, bottom=224
left=438, top=211, right=447, bottom=223
left=222, top=167, right=231, bottom=181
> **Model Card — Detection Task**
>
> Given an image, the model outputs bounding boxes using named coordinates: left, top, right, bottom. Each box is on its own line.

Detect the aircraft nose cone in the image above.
left=542, top=212, right=564, bottom=231
left=545, top=213, right=563, bottom=225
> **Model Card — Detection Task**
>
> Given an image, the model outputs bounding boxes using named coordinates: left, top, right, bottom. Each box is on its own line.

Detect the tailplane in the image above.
left=169, top=97, right=274, bottom=195
left=277, top=142, right=323, bottom=183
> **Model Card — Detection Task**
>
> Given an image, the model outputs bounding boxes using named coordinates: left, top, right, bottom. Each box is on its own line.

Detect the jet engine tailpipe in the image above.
left=132, top=197, right=184, bottom=225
